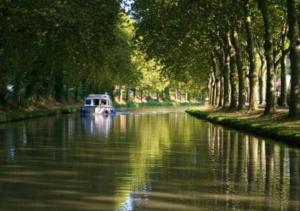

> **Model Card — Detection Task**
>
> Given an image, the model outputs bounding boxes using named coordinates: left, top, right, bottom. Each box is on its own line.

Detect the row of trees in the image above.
left=0, top=0, right=124, bottom=105
left=0, top=1, right=204, bottom=109
left=131, top=0, right=300, bottom=117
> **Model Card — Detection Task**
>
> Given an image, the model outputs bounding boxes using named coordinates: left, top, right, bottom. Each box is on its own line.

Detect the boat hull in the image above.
left=80, top=106, right=116, bottom=115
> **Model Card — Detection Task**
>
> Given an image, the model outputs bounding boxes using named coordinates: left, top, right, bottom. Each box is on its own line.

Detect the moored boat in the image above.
left=80, top=94, right=116, bottom=115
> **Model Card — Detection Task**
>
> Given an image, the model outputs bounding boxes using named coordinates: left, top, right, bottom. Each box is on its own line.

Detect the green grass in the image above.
left=186, top=108, right=300, bottom=146
left=115, top=101, right=203, bottom=108
left=0, top=105, right=79, bottom=124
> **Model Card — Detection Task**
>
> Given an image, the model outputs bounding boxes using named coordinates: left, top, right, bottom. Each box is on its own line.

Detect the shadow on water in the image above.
left=0, top=107, right=299, bottom=210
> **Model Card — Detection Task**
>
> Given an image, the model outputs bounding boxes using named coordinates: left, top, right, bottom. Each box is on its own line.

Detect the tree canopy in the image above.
left=131, top=0, right=300, bottom=116
left=2, top=0, right=300, bottom=117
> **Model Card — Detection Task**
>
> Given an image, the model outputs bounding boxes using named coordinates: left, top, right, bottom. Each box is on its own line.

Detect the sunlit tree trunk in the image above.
left=258, top=0, right=276, bottom=114
left=286, top=0, right=300, bottom=117
left=231, top=28, right=246, bottom=110
left=258, top=50, right=265, bottom=105
left=211, top=54, right=218, bottom=106
left=218, top=78, right=224, bottom=107
left=244, top=0, right=258, bottom=111
left=209, top=75, right=214, bottom=105
left=185, top=92, right=189, bottom=101
left=222, top=35, right=230, bottom=108
left=215, top=49, right=224, bottom=107
left=228, top=32, right=238, bottom=109
left=215, top=79, right=220, bottom=106
left=156, top=91, right=159, bottom=102
left=277, top=25, right=288, bottom=107
left=212, top=82, right=216, bottom=105
left=212, top=77, right=216, bottom=106
left=175, top=88, right=178, bottom=101
left=119, top=86, right=123, bottom=102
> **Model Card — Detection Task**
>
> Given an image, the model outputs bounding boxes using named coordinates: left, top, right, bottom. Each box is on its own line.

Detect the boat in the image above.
left=80, top=94, right=116, bottom=115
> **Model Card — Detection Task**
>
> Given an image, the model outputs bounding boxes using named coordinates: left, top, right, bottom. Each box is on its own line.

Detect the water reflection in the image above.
left=0, top=109, right=299, bottom=210
left=81, top=115, right=113, bottom=138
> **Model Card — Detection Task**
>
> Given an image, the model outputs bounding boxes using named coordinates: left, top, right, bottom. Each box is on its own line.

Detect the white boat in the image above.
left=80, top=94, right=116, bottom=115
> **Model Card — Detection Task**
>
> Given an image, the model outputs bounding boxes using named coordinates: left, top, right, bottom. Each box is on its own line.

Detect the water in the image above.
left=0, top=107, right=299, bottom=210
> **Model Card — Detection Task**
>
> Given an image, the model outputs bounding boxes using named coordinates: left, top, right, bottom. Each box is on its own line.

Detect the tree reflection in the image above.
left=206, top=124, right=300, bottom=210
left=0, top=111, right=299, bottom=210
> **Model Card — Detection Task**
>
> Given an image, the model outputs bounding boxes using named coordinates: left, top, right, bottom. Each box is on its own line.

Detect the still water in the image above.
left=0, top=107, right=300, bottom=211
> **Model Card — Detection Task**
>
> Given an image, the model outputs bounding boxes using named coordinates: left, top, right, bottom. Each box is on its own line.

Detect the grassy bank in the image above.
left=0, top=105, right=80, bottom=124
left=115, top=101, right=203, bottom=108
left=186, top=108, right=300, bottom=146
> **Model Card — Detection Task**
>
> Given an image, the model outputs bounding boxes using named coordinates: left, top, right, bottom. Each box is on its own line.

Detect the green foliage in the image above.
left=0, top=1, right=124, bottom=104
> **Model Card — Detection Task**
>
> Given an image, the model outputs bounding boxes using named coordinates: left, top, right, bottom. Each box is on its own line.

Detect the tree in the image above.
left=257, top=0, right=276, bottom=114
left=286, top=0, right=300, bottom=117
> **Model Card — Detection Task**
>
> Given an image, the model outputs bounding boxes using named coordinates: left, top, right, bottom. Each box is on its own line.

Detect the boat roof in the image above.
left=85, top=94, right=111, bottom=100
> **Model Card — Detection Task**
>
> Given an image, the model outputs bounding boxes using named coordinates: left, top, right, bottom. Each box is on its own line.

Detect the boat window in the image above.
left=101, top=99, right=107, bottom=105
left=94, top=99, right=100, bottom=106
left=85, top=99, right=92, bottom=105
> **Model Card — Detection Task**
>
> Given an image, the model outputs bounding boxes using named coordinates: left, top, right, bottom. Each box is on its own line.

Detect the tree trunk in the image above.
left=209, top=75, right=213, bottom=105
left=244, top=0, right=258, bottom=111
left=140, top=89, right=144, bottom=102
left=286, top=0, right=300, bottom=117
left=259, top=75, right=264, bottom=105
left=215, top=79, right=220, bottom=106
left=278, top=29, right=287, bottom=107
left=258, top=0, right=276, bottom=114
left=228, top=31, right=238, bottom=109
left=215, top=49, right=224, bottom=107
left=25, top=69, right=39, bottom=101
left=231, top=28, right=246, bottom=109
left=119, top=87, right=123, bottom=102
left=212, top=81, right=216, bottom=105
left=210, top=54, right=218, bottom=106
left=54, top=73, right=64, bottom=102
left=0, top=82, right=6, bottom=106
left=186, top=92, right=189, bottom=101
left=132, top=88, right=136, bottom=101
left=222, top=36, right=230, bottom=108
left=74, top=86, right=79, bottom=101
left=218, top=78, right=224, bottom=107
left=223, top=61, right=230, bottom=108
left=64, top=84, right=69, bottom=102
left=164, top=87, right=170, bottom=101
left=279, top=55, right=287, bottom=107
left=125, top=86, right=129, bottom=102
left=258, top=50, right=265, bottom=105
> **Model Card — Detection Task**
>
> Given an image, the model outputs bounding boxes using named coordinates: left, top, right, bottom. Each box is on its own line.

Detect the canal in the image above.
left=0, top=107, right=299, bottom=210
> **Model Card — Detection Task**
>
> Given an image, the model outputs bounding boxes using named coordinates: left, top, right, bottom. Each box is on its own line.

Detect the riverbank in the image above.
left=115, top=101, right=203, bottom=108
left=186, top=107, right=300, bottom=146
left=0, top=104, right=80, bottom=124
